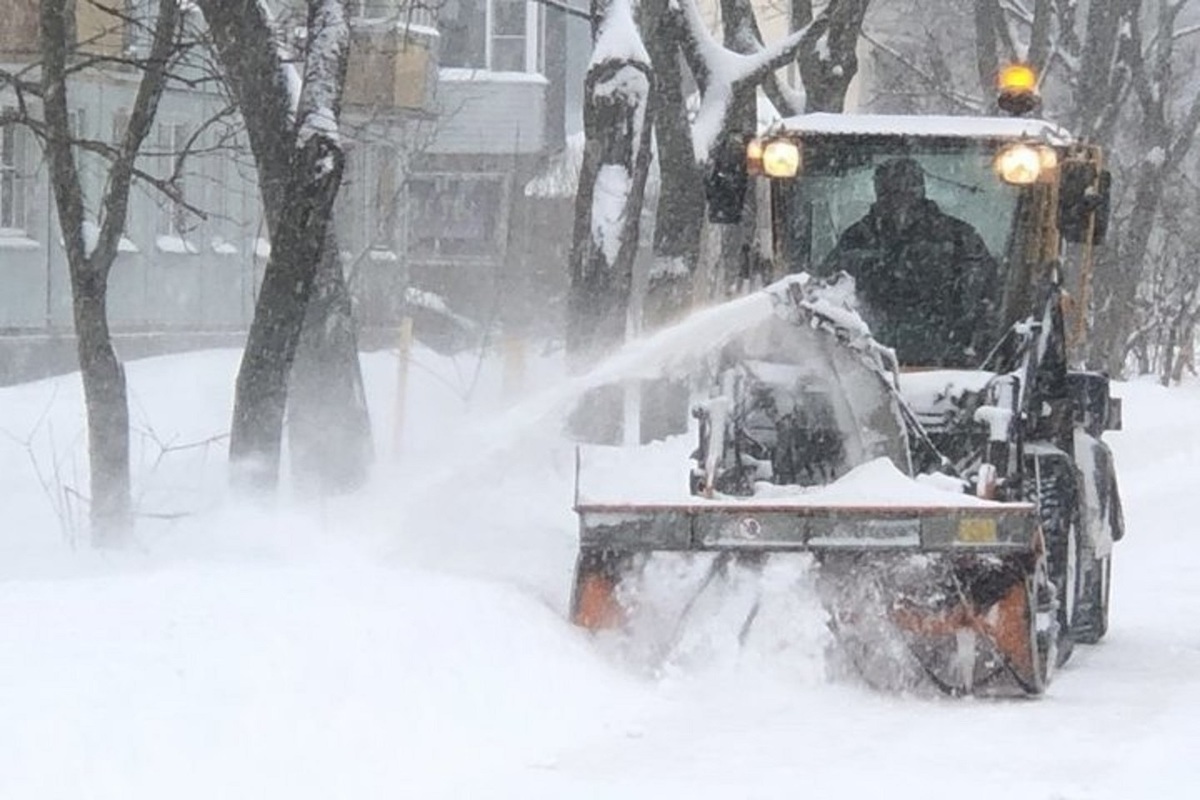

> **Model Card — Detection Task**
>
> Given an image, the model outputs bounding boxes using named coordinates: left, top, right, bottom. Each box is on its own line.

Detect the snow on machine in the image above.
left=569, top=67, right=1125, bottom=696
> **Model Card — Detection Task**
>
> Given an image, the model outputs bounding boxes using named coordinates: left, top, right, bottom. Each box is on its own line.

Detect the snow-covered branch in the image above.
left=677, top=0, right=814, bottom=162
left=585, top=0, right=652, bottom=265
left=567, top=0, right=655, bottom=364
left=296, top=0, right=349, bottom=154
left=678, top=0, right=812, bottom=95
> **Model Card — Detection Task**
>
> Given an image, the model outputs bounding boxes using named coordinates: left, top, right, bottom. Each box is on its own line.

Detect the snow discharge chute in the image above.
left=569, top=275, right=1054, bottom=696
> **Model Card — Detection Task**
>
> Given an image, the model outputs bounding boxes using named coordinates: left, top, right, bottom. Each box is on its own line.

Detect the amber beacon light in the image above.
left=997, top=63, right=1040, bottom=116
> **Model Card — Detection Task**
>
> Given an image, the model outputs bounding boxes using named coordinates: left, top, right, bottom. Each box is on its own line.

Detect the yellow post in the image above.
left=393, top=316, right=414, bottom=458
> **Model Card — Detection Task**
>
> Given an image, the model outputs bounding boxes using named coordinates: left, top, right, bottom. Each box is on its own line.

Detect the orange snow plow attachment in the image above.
left=571, top=502, right=1052, bottom=696
left=566, top=275, right=1060, bottom=696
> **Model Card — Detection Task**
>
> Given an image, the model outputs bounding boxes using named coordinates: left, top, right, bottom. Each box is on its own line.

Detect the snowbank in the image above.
left=0, top=347, right=1198, bottom=798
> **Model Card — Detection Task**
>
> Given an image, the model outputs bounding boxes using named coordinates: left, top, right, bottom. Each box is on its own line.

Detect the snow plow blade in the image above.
left=571, top=502, right=1051, bottom=696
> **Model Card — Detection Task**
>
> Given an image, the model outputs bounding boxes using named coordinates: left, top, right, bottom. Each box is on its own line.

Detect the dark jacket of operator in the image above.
left=820, top=158, right=999, bottom=367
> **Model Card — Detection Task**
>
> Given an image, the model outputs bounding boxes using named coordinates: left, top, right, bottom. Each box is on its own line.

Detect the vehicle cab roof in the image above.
left=767, top=113, right=1074, bottom=146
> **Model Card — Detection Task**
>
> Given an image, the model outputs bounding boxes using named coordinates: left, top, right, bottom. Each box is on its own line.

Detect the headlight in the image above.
left=995, top=144, right=1042, bottom=185
left=762, top=139, right=802, bottom=178
left=1038, top=146, right=1059, bottom=172
left=746, top=137, right=765, bottom=175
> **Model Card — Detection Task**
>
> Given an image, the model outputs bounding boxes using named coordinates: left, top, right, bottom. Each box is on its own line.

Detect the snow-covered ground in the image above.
left=1, top=342, right=1197, bottom=799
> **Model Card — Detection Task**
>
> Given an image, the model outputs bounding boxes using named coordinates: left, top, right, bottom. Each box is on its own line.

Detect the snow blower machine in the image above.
left=570, top=67, right=1125, bottom=696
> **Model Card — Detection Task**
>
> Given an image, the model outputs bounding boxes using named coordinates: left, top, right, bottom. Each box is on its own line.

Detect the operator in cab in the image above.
left=820, top=157, right=999, bottom=368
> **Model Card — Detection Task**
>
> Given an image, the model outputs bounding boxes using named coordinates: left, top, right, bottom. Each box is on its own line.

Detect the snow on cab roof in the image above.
left=769, top=113, right=1074, bottom=145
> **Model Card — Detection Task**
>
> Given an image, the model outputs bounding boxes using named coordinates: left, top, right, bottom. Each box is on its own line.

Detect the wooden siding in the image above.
left=75, top=0, right=125, bottom=58
left=0, top=0, right=38, bottom=60
left=345, top=28, right=435, bottom=112
left=430, top=73, right=546, bottom=155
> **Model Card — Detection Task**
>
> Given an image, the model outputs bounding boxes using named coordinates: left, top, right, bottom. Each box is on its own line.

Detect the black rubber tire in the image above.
left=1027, top=456, right=1082, bottom=667
left=1025, top=571, right=1049, bottom=696
left=1072, top=554, right=1111, bottom=644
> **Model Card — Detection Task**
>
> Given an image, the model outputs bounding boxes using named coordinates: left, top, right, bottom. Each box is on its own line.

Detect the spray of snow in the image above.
left=1, top=334, right=1200, bottom=796
left=648, top=255, right=691, bottom=282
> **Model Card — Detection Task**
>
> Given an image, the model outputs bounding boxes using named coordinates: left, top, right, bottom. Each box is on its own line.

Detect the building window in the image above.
left=407, top=174, right=506, bottom=260
left=368, top=144, right=399, bottom=251
left=155, top=121, right=198, bottom=252
left=491, top=0, right=526, bottom=71
left=1, top=119, right=31, bottom=233
left=440, top=0, right=537, bottom=72
left=112, top=108, right=129, bottom=145
left=123, top=0, right=152, bottom=55
left=205, top=149, right=240, bottom=255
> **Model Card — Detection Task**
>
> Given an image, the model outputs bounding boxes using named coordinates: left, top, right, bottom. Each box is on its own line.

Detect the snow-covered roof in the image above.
left=770, top=113, right=1074, bottom=146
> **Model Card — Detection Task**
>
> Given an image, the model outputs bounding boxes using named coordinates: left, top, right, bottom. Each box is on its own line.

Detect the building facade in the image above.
left=0, top=0, right=570, bottom=382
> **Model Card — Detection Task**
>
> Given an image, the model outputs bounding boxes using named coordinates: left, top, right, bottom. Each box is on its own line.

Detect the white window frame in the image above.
left=154, top=120, right=198, bottom=254
left=367, top=143, right=399, bottom=253
left=205, top=146, right=240, bottom=256
left=1, top=116, right=32, bottom=237
left=526, top=1, right=539, bottom=74
left=123, top=0, right=153, bottom=56
left=405, top=171, right=509, bottom=263
left=440, top=0, right=541, bottom=73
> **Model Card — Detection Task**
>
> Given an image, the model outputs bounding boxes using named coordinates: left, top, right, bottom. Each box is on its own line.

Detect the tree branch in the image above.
left=94, top=0, right=183, bottom=270
left=861, top=31, right=985, bottom=113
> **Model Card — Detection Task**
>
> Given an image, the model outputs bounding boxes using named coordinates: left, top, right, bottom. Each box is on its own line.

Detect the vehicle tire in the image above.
left=1027, top=456, right=1082, bottom=667
left=1025, top=569, right=1049, bottom=696
left=1072, top=554, right=1111, bottom=644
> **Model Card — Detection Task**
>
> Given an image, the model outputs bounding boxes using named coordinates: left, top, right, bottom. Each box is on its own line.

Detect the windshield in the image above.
left=777, top=137, right=1025, bottom=367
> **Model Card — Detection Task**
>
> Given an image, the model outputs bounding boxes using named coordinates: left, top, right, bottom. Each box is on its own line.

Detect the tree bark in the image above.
left=39, top=0, right=179, bottom=543
left=798, top=0, right=870, bottom=113
left=567, top=0, right=655, bottom=443
left=639, top=0, right=699, bottom=443
left=288, top=236, right=373, bottom=494
left=643, top=0, right=701, bottom=329
left=229, top=135, right=346, bottom=490
left=200, top=0, right=361, bottom=492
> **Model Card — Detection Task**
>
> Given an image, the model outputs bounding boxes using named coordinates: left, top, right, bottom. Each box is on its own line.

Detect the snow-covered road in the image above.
left=1, top=351, right=1197, bottom=799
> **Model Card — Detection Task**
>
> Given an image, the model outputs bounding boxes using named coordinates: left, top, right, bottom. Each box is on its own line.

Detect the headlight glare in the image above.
left=995, top=144, right=1042, bottom=185
left=746, top=137, right=765, bottom=175
left=762, top=139, right=802, bottom=178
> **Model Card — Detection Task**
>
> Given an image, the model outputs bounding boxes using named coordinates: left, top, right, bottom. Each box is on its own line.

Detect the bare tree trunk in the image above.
left=200, top=0, right=357, bottom=492
left=1174, top=319, right=1196, bottom=382
left=1160, top=317, right=1178, bottom=387
left=566, top=64, right=654, bottom=358
left=230, top=135, right=346, bottom=490
left=974, top=0, right=1003, bottom=96
left=39, top=0, right=179, bottom=543
left=638, top=0, right=697, bottom=442
left=1090, top=166, right=1165, bottom=374
left=567, top=0, right=655, bottom=443
left=797, top=0, right=871, bottom=112
left=288, top=237, right=373, bottom=493
left=643, top=0, right=701, bottom=329
left=71, top=282, right=132, bottom=542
